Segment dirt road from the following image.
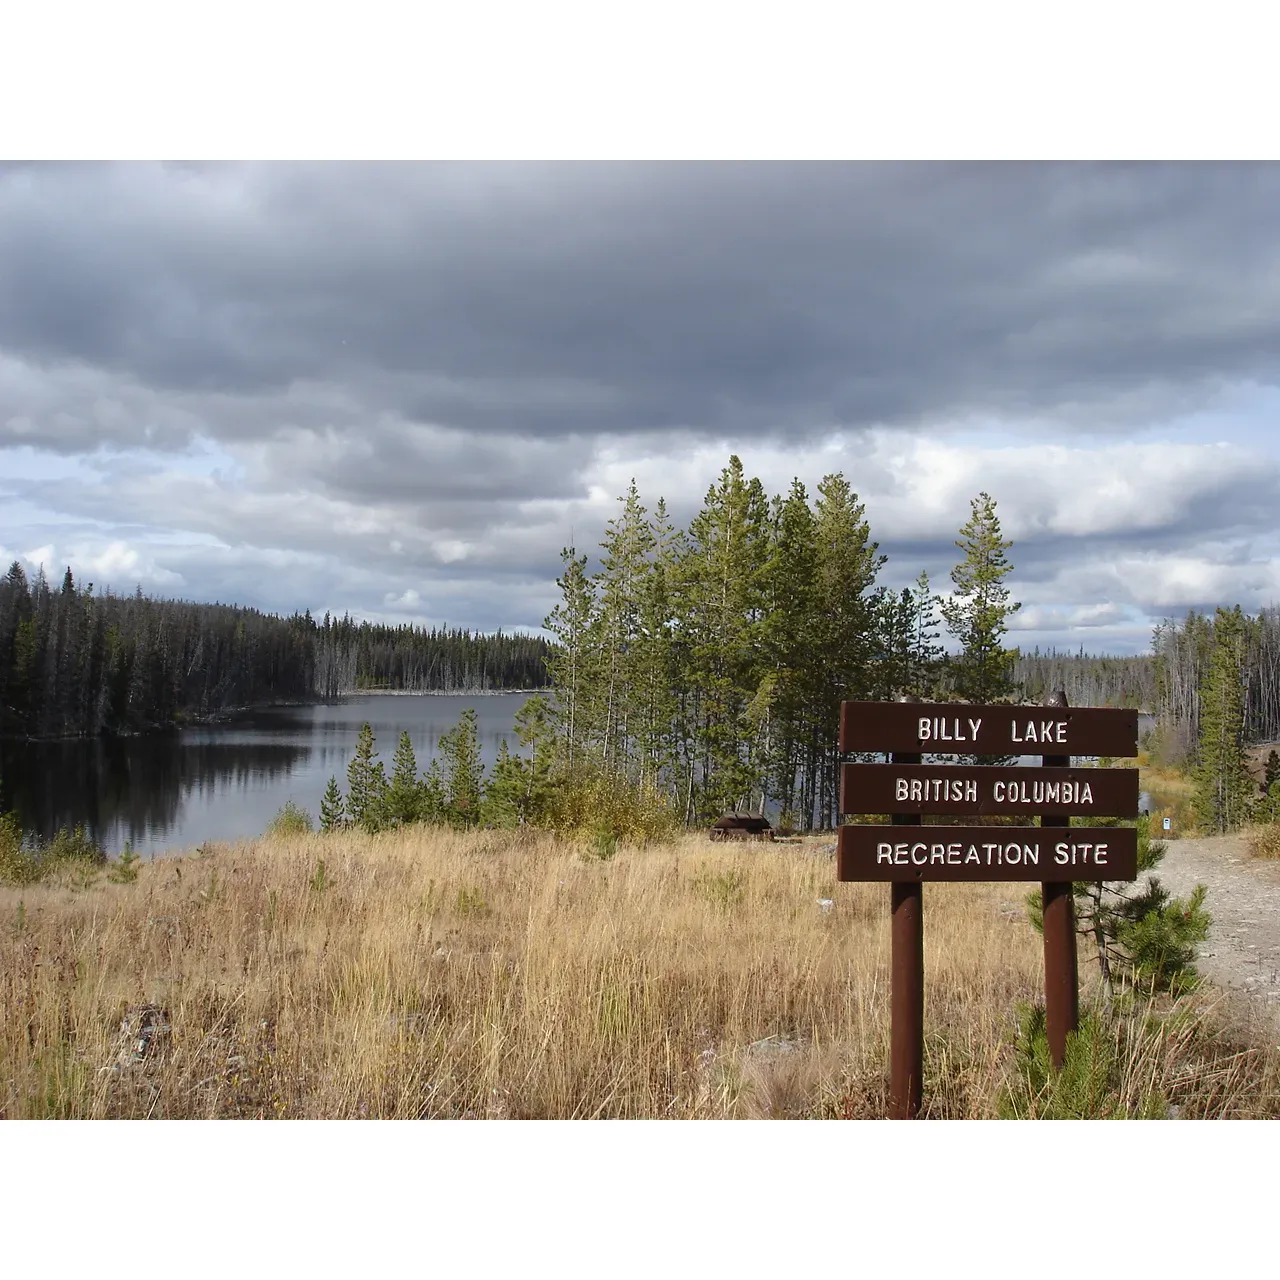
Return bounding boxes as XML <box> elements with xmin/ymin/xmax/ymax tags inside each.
<box><xmin>1150</xmin><ymin>833</ymin><xmax>1280</xmax><ymax>1032</ymax></box>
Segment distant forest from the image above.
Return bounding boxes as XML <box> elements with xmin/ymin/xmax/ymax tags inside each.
<box><xmin>0</xmin><ymin>562</ymin><xmax>553</xmax><ymax>740</ymax></box>
<box><xmin>1014</xmin><ymin>649</ymin><xmax>1156</xmax><ymax>711</ymax></box>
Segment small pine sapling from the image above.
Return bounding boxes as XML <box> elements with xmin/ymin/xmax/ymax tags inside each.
<box><xmin>1027</xmin><ymin>815</ymin><xmax>1210</xmax><ymax>1003</ymax></box>
<box><xmin>319</xmin><ymin>776</ymin><xmax>346</xmax><ymax>832</ymax></box>
<box><xmin>108</xmin><ymin>840</ymin><xmax>141</xmax><ymax>884</ymax></box>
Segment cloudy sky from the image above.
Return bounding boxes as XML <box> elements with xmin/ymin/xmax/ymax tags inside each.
<box><xmin>3</xmin><ymin>161</ymin><xmax>1279</xmax><ymax>654</ymax></box>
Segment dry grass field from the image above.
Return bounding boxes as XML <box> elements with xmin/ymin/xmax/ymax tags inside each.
<box><xmin>2</xmin><ymin>827</ymin><xmax>1276</xmax><ymax>1119</ymax></box>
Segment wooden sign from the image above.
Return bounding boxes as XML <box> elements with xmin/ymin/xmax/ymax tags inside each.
<box><xmin>840</xmin><ymin>762</ymin><xmax>1138</xmax><ymax>818</ymax></box>
<box><xmin>837</xmin><ymin>824</ymin><xmax>1138</xmax><ymax>882</ymax></box>
<box><xmin>837</xmin><ymin>693</ymin><xmax>1142</xmax><ymax>1119</ymax></box>
<box><xmin>839</xmin><ymin>700</ymin><xmax>1138</xmax><ymax>757</ymax></box>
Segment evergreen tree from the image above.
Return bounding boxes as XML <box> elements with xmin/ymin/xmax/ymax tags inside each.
<box><xmin>1028</xmin><ymin>817</ymin><xmax>1211</xmax><ymax>1000</ymax></box>
<box><xmin>808</xmin><ymin>474</ymin><xmax>885</xmax><ymax>826</ymax></box>
<box><xmin>870</xmin><ymin>586</ymin><xmax>916</xmax><ymax>700</ymax></box>
<box><xmin>940</xmin><ymin>492</ymin><xmax>1021</xmax><ymax>703</ymax></box>
<box><xmin>319</xmin><ymin>775</ymin><xmax>345</xmax><ymax>832</ymax></box>
<box><xmin>760</xmin><ymin>481</ymin><xmax>821</xmax><ymax>823</ymax></box>
<box><xmin>676</xmin><ymin>456</ymin><xmax>772</xmax><ymax>818</ymax></box>
<box><xmin>1265</xmin><ymin>749</ymin><xmax>1280</xmax><ymax>792</ymax></box>
<box><xmin>345</xmin><ymin>722</ymin><xmax>388</xmax><ymax>832</ymax></box>
<box><xmin>630</xmin><ymin>499</ymin><xmax>680</xmax><ymax>790</ymax></box>
<box><xmin>594</xmin><ymin>480</ymin><xmax>656</xmax><ymax>774</ymax></box>
<box><xmin>512</xmin><ymin>693</ymin><xmax>559</xmax><ymax>822</ymax></box>
<box><xmin>437</xmin><ymin>709</ymin><xmax>485</xmax><ymax>827</ymax></box>
<box><xmin>483</xmin><ymin>739</ymin><xmax>528</xmax><ymax>828</ymax></box>
<box><xmin>543</xmin><ymin>548</ymin><xmax>601</xmax><ymax>769</ymax></box>
<box><xmin>907</xmin><ymin>571</ymin><xmax>945</xmax><ymax>698</ymax></box>
<box><xmin>418</xmin><ymin>758</ymin><xmax>448</xmax><ymax>825</ymax></box>
<box><xmin>384</xmin><ymin>730</ymin><xmax>423</xmax><ymax>826</ymax></box>
<box><xmin>1192</xmin><ymin>606</ymin><xmax>1255</xmax><ymax>834</ymax></box>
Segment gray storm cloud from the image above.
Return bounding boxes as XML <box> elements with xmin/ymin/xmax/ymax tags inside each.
<box><xmin>3</xmin><ymin>162</ymin><xmax>1280</xmax><ymax>647</ymax></box>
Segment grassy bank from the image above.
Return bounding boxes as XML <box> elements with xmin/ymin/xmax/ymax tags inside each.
<box><xmin>2</xmin><ymin>827</ymin><xmax>1275</xmax><ymax>1119</ymax></box>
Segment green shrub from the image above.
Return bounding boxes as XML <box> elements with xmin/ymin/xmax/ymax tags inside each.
<box><xmin>266</xmin><ymin>800</ymin><xmax>314</xmax><ymax>837</ymax></box>
<box><xmin>1248</xmin><ymin>822</ymin><xmax>1280</xmax><ymax>860</ymax></box>
<box><xmin>543</xmin><ymin>766</ymin><xmax>679</xmax><ymax>845</ymax></box>
<box><xmin>107</xmin><ymin>841</ymin><xmax>141</xmax><ymax>884</ymax></box>
<box><xmin>0</xmin><ymin>813</ymin><xmax>106</xmax><ymax>886</ymax></box>
<box><xmin>998</xmin><ymin>1004</ymin><xmax>1167</xmax><ymax>1120</ymax></box>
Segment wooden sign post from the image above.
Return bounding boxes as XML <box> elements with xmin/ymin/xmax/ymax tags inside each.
<box><xmin>838</xmin><ymin>693</ymin><xmax>1139</xmax><ymax>1118</ymax></box>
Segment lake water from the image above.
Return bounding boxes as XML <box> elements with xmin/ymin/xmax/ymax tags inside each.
<box><xmin>0</xmin><ymin>693</ymin><xmax>539</xmax><ymax>858</ymax></box>
<box><xmin>1</xmin><ymin>701</ymin><xmax>1157</xmax><ymax>858</ymax></box>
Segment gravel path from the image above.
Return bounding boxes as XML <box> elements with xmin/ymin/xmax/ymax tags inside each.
<box><xmin>1149</xmin><ymin>833</ymin><xmax>1280</xmax><ymax>1030</ymax></box>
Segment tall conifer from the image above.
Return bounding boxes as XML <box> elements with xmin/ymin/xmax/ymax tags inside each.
<box><xmin>941</xmin><ymin>492</ymin><xmax>1021</xmax><ymax>703</ymax></box>
<box><xmin>1192</xmin><ymin>606</ymin><xmax>1255</xmax><ymax>834</ymax></box>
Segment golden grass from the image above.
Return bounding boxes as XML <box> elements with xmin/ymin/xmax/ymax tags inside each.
<box><xmin>1244</xmin><ymin>823</ymin><xmax>1280</xmax><ymax>860</ymax></box>
<box><xmin>1139</xmin><ymin>764</ymin><xmax>1197</xmax><ymax>837</ymax></box>
<box><xmin>2</xmin><ymin>827</ymin><xmax>1276</xmax><ymax>1119</ymax></box>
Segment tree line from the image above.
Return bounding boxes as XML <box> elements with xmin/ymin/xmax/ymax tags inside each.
<box><xmin>1015</xmin><ymin>649</ymin><xmax>1156</xmax><ymax>711</ymax></box>
<box><xmin>538</xmin><ymin>457</ymin><xmax>1022</xmax><ymax>829</ymax></box>
<box><xmin>312</xmin><ymin>613</ymin><xmax>551</xmax><ymax>698</ymax></box>
<box><xmin>1151</xmin><ymin>606</ymin><xmax>1280</xmax><ymax>757</ymax></box>
<box><xmin>0</xmin><ymin>562</ymin><xmax>552</xmax><ymax>740</ymax></box>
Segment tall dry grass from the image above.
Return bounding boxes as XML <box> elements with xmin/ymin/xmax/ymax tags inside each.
<box><xmin>2</xmin><ymin>827</ymin><xmax>1275</xmax><ymax>1118</ymax></box>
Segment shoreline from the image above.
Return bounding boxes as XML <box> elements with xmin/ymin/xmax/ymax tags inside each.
<box><xmin>0</xmin><ymin>688</ymin><xmax>553</xmax><ymax>742</ymax></box>
<box><xmin>335</xmin><ymin>688</ymin><xmax>547</xmax><ymax>698</ymax></box>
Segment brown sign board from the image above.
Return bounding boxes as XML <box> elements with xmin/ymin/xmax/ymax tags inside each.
<box><xmin>837</xmin><ymin>824</ymin><xmax>1138</xmax><ymax>882</ymax></box>
<box><xmin>840</xmin><ymin>763</ymin><xmax>1138</xmax><ymax>818</ymax></box>
<box><xmin>839</xmin><ymin>701</ymin><xmax>1138</xmax><ymax>758</ymax></box>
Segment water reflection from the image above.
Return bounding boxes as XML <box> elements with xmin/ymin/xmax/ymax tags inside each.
<box><xmin>0</xmin><ymin>693</ymin><xmax>535</xmax><ymax>857</ymax></box>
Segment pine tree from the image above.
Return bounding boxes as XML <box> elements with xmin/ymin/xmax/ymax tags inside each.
<box><xmin>870</xmin><ymin>586</ymin><xmax>916</xmax><ymax>700</ymax></box>
<box><xmin>319</xmin><ymin>775</ymin><xmax>345</xmax><ymax>832</ymax></box>
<box><xmin>437</xmin><ymin>709</ymin><xmax>485</xmax><ymax>827</ymax></box>
<box><xmin>594</xmin><ymin>480</ymin><xmax>656</xmax><ymax>774</ymax></box>
<box><xmin>760</xmin><ymin>481</ymin><xmax>821</xmax><ymax>824</ymax></box>
<box><xmin>1028</xmin><ymin>817</ymin><xmax>1211</xmax><ymax>1001</ymax></box>
<box><xmin>384</xmin><ymin>730</ymin><xmax>423</xmax><ymax>826</ymax></box>
<box><xmin>1192</xmin><ymin>606</ymin><xmax>1255</xmax><ymax>834</ymax></box>
<box><xmin>676</xmin><ymin>456</ymin><xmax>772</xmax><ymax>818</ymax></box>
<box><xmin>940</xmin><ymin>492</ymin><xmax>1021</xmax><ymax>704</ymax></box>
<box><xmin>346</xmin><ymin>722</ymin><xmax>388</xmax><ymax>832</ymax></box>
<box><xmin>907</xmin><ymin>571</ymin><xmax>945</xmax><ymax>698</ymax></box>
<box><xmin>483</xmin><ymin>739</ymin><xmax>527</xmax><ymax>828</ymax></box>
<box><xmin>808</xmin><ymin>474</ymin><xmax>885</xmax><ymax>826</ymax></box>
<box><xmin>630</xmin><ymin>499</ymin><xmax>680</xmax><ymax>791</ymax></box>
<box><xmin>1265</xmin><ymin>749</ymin><xmax>1280</xmax><ymax>792</ymax></box>
<box><xmin>544</xmin><ymin>548</ymin><xmax>601</xmax><ymax>770</ymax></box>
<box><xmin>513</xmin><ymin>693</ymin><xmax>559</xmax><ymax>822</ymax></box>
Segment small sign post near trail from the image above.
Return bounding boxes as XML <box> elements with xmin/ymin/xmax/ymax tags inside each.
<box><xmin>838</xmin><ymin>693</ymin><xmax>1139</xmax><ymax>1118</ymax></box>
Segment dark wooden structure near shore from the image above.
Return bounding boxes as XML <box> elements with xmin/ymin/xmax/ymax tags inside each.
<box><xmin>708</xmin><ymin>813</ymin><xmax>774</xmax><ymax>842</ymax></box>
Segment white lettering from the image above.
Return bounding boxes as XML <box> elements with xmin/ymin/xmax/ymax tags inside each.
<box><xmin>911</xmin><ymin>843</ymin><xmax>928</xmax><ymax>865</ymax></box>
<box><xmin>968</xmin><ymin>717</ymin><xmax>982</xmax><ymax>741</ymax></box>
<box><xmin>1082</xmin><ymin>782</ymin><xmax>1093</xmax><ymax>805</ymax></box>
<box><xmin>877</xmin><ymin>842</ymin><xmax>895</xmax><ymax>865</ymax></box>
<box><xmin>918</xmin><ymin>717</ymin><xmax>932</xmax><ymax>742</ymax></box>
<box><xmin>993</xmin><ymin>780</ymin><xmax>1005</xmax><ymax>802</ymax></box>
<box><xmin>895</xmin><ymin>778</ymin><xmax>909</xmax><ymax>801</ymax></box>
<box><xmin>1052</xmin><ymin>841</ymin><xmax>1109</xmax><ymax>867</ymax></box>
